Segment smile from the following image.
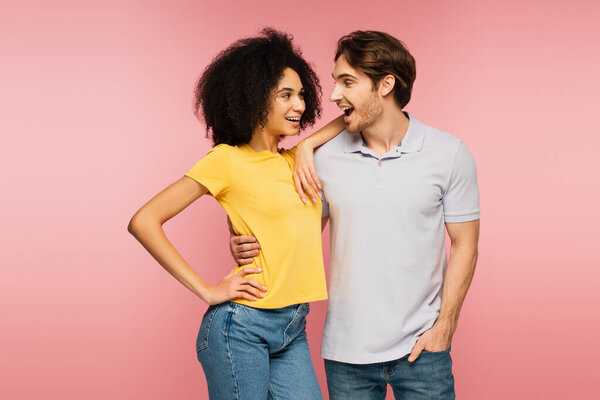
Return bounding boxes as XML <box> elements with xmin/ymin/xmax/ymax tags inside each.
<box><xmin>341</xmin><ymin>106</ymin><xmax>354</xmax><ymax>116</ymax></box>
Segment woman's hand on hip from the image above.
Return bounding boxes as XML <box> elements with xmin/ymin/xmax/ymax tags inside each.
<box><xmin>205</xmin><ymin>267</ymin><xmax>267</xmax><ymax>305</ymax></box>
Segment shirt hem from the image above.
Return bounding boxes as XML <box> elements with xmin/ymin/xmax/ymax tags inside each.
<box><xmin>183</xmin><ymin>173</ymin><xmax>220</xmax><ymax>198</ymax></box>
<box><xmin>321</xmin><ymin>348</ymin><xmax>413</xmax><ymax>364</ymax></box>
<box><xmin>233</xmin><ymin>294</ymin><xmax>328</xmax><ymax>309</ymax></box>
<box><xmin>444</xmin><ymin>212</ymin><xmax>480</xmax><ymax>223</ymax></box>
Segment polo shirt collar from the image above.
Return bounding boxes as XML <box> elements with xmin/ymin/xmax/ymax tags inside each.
<box><xmin>343</xmin><ymin>131</ymin><xmax>367</xmax><ymax>153</ymax></box>
<box><xmin>343</xmin><ymin>112</ymin><xmax>424</xmax><ymax>155</ymax></box>
<box><xmin>399</xmin><ymin>113</ymin><xmax>424</xmax><ymax>154</ymax></box>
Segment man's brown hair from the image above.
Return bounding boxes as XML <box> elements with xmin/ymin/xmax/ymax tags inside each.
<box><xmin>335</xmin><ymin>30</ymin><xmax>416</xmax><ymax>108</ymax></box>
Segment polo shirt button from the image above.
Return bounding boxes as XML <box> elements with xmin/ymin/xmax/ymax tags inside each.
<box><xmin>378</xmin><ymin>161</ymin><xmax>383</xmax><ymax>167</ymax></box>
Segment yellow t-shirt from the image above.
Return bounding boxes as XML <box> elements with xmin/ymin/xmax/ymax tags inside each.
<box><xmin>185</xmin><ymin>143</ymin><xmax>328</xmax><ymax>309</ymax></box>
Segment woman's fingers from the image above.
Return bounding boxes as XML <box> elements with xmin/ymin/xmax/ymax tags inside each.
<box><xmin>293</xmin><ymin>173</ymin><xmax>307</xmax><ymax>204</ymax></box>
<box><xmin>308</xmin><ymin>165</ymin><xmax>322</xmax><ymax>192</ymax></box>
<box><xmin>301</xmin><ymin>167</ymin><xmax>318</xmax><ymax>196</ymax></box>
<box><xmin>236</xmin><ymin>267</ymin><xmax>262</xmax><ymax>276</ymax></box>
<box><xmin>229</xmin><ymin>270</ymin><xmax>268</xmax><ymax>301</ymax></box>
<box><xmin>235</xmin><ymin>292</ymin><xmax>258</xmax><ymax>301</ymax></box>
<box><xmin>231</xmin><ymin>283</ymin><xmax>263</xmax><ymax>302</ymax></box>
<box><xmin>242</xmin><ymin>278</ymin><xmax>268</xmax><ymax>292</ymax></box>
<box><xmin>293</xmin><ymin>144</ymin><xmax>321</xmax><ymax>203</ymax></box>
<box><xmin>299</xmin><ymin>171</ymin><xmax>318</xmax><ymax>203</ymax></box>
<box><xmin>239</xmin><ymin>285</ymin><xmax>264</xmax><ymax>298</ymax></box>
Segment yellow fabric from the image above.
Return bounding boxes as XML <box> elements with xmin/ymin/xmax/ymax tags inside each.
<box><xmin>185</xmin><ymin>144</ymin><xmax>327</xmax><ymax>309</ymax></box>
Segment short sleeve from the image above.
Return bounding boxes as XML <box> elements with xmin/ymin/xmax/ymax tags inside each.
<box><xmin>442</xmin><ymin>142</ymin><xmax>480</xmax><ymax>223</ymax></box>
<box><xmin>184</xmin><ymin>144</ymin><xmax>231</xmax><ymax>199</ymax></box>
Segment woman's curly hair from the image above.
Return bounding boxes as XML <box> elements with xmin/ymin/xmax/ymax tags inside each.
<box><xmin>195</xmin><ymin>28</ymin><xmax>322</xmax><ymax>146</ymax></box>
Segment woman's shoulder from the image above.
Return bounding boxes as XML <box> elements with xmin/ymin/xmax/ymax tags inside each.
<box><xmin>202</xmin><ymin>143</ymin><xmax>239</xmax><ymax>160</ymax></box>
<box><xmin>209</xmin><ymin>143</ymin><xmax>235</xmax><ymax>153</ymax></box>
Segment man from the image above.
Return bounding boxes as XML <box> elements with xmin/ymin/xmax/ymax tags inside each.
<box><xmin>230</xmin><ymin>31</ymin><xmax>479</xmax><ymax>399</ymax></box>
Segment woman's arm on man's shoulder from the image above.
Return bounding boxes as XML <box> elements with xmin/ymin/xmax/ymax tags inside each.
<box><xmin>293</xmin><ymin>115</ymin><xmax>345</xmax><ymax>204</ymax></box>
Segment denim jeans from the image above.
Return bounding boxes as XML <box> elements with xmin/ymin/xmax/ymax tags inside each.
<box><xmin>324</xmin><ymin>349</ymin><xmax>455</xmax><ymax>400</ymax></box>
<box><xmin>196</xmin><ymin>301</ymin><xmax>322</xmax><ymax>400</ymax></box>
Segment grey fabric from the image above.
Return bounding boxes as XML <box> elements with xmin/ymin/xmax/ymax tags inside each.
<box><xmin>316</xmin><ymin>114</ymin><xmax>479</xmax><ymax>364</ymax></box>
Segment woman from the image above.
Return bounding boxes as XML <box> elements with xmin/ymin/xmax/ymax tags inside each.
<box><xmin>128</xmin><ymin>28</ymin><xmax>344</xmax><ymax>399</ymax></box>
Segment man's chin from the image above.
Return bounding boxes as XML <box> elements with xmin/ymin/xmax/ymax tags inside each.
<box><xmin>346</xmin><ymin>124</ymin><xmax>360</xmax><ymax>133</ymax></box>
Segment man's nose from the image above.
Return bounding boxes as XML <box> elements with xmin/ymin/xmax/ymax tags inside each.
<box><xmin>330</xmin><ymin>85</ymin><xmax>342</xmax><ymax>103</ymax></box>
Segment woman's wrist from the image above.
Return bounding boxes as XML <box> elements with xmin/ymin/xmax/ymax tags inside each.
<box><xmin>194</xmin><ymin>281</ymin><xmax>213</xmax><ymax>304</ymax></box>
<box><xmin>298</xmin><ymin>136</ymin><xmax>316</xmax><ymax>151</ymax></box>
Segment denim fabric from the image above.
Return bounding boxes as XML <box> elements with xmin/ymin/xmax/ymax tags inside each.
<box><xmin>196</xmin><ymin>301</ymin><xmax>322</xmax><ymax>400</ymax></box>
<box><xmin>324</xmin><ymin>349</ymin><xmax>455</xmax><ymax>400</ymax></box>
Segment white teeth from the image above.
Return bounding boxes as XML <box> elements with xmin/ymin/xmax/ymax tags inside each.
<box><xmin>341</xmin><ymin>106</ymin><xmax>353</xmax><ymax>116</ymax></box>
<box><xmin>286</xmin><ymin>117</ymin><xmax>300</xmax><ymax>121</ymax></box>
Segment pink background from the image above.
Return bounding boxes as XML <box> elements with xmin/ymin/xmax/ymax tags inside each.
<box><xmin>2</xmin><ymin>0</ymin><xmax>599</xmax><ymax>398</ymax></box>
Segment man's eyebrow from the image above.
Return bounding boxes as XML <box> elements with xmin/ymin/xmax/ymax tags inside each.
<box><xmin>332</xmin><ymin>73</ymin><xmax>357</xmax><ymax>80</ymax></box>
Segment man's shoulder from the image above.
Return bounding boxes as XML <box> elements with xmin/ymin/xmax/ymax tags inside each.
<box><xmin>415</xmin><ymin>119</ymin><xmax>464</xmax><ymax>157</ymax></box>
<box><xmin>417</xmin><ymin>119</ymin><xmax>461</xmax><ymax>145</ymax></box>
<box><xmin>315</xmin><ymin>130</ymin><xmax>350</xmax><ymax>158</ymax></box>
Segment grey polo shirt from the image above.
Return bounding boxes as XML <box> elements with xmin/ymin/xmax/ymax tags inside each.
<box><xmin>315</xmin><ymin>114</ymin><xmax>479</xmax><ymax>364</ymax></box>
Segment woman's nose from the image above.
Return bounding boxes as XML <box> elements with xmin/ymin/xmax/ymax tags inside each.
<box><xmin>293</xmin><ymin>97</ymin><xmax>305</xmax><ymax>112</ymax></box>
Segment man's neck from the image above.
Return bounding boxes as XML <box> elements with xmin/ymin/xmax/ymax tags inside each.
<box><xmin>361</xmin><ymin>107</ymin><xmax>410</xmax><ymax>158</ymax></box>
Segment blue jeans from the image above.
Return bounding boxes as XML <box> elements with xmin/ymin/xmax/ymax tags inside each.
<box><xmin>324</xmin><ymin>349</ymin><xmax>455</xmax><ymax>400</ymax></box>
<box><xmin>196</xmin><ymin>301</ymin><xmax>322</xmax><ymax>400</ymax></box>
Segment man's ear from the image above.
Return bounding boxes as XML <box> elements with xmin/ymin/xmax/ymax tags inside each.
<box><xmin>379</xmin><ymin>74</ymin><xmax>396</xmax><ymax>97</ymax></box>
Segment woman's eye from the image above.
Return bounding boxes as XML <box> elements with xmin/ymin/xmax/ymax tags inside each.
<box><xmin>299</xmin><ymin>92</ymin><xmax>305</xmax><ymax>98</ymax></box>
<box><xmin>282</xmin><ymin>94</ymin><xmax>290</xmax><ymax>98</ymax></box>
<box><xmin>344</xmin><ymin>81</ymin><xmax>352</xmax><ymax>87</ymax></box>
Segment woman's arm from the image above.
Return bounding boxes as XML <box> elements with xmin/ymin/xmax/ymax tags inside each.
<box><xmin>127</xmin><ymin>176</ymin><xmax>266</xmax><ymax>305</ymax></box>
<box><xmin>293</xmin><ymin>115</ymin><xmax>345</xmax><ymax>203</ymax></box>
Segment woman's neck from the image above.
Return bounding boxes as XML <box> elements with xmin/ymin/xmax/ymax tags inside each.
<box><xmin>248</xmin><ymin>129</ymin><xmax>279</xmax><ymax>153</ymax></box>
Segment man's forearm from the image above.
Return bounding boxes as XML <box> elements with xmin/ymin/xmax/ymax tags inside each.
<box><xmin>437</xmin><ymin>242</ymin><xmax>478</xmax><ymax>332</ymax></box>
<box><xmin>408</xmin><ymin>236</ymin><xmax>478</xmax><ymax>360</ymax></box>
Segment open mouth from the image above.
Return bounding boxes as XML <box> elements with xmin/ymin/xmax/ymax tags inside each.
<box><xmin>341</xmin><ymin>106</ymin><xmax>354</xmax><ymax>117</ymax></box>
<box><xmin>285</xmin><ymin>117</ymin><xmax>301</xmax><ymax>123</ymax></box>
